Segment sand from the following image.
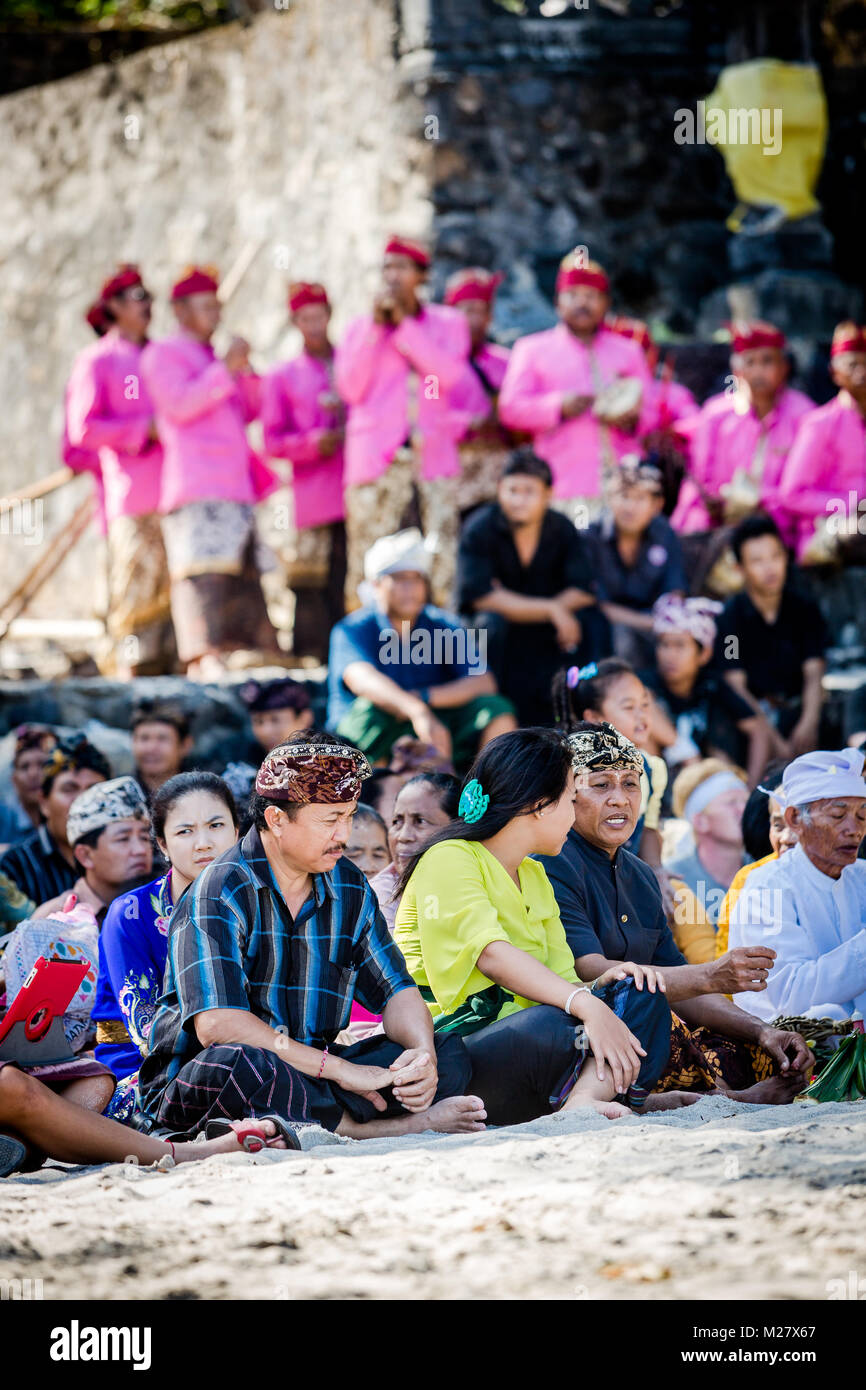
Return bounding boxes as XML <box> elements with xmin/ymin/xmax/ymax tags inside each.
<box><xmin>3</xmin><ymin>1096</ymin><xmax>866</xmax><ymax>1301</ymax></box>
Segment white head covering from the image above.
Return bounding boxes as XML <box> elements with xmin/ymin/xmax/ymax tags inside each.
<box><xmin>777</xmin><ymin>748</ymin><xmax>866</xmax><ymax>809</ymax></box>
<box><xmin>363</xmin><ymin>527</ymin><xmax>434</xmax><ymax>584</ymax></box>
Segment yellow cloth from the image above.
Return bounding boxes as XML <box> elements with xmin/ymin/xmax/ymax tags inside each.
<box><xmin>668</xmin><ymin>876</ymin><xmax>717</xmax><ymax>965</ymax></box>
<box><xmin>704</xmin><ymin>60</ymin><xmax>827</xmax><ymax>225</ymax></box>
<box><xmin>715</xmin><ymin>852</ymin><xmax>777</xmax><ymax>958</ymax></box>
<box><xmin>394</xmin><ymin>838</ymin><xmax>578</xmax><ymax>1023</ymax></box>
<box><xmin>641</xmin><ymin>755</ymin><xmax>667</xmax><ymax>833</ymax></box>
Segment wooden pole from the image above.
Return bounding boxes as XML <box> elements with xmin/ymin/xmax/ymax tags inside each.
<box><xmin>0</xmin><ymin>495</ymin><xmax>94</xmax><ymax>641</ymax></box>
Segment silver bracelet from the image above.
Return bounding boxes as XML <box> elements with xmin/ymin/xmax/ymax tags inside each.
<box><xmin>564</xmin><ymin>985</ymin><xmax>592</xmax><ymax>1016</ymax></box>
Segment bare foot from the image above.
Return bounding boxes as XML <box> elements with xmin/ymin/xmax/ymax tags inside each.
<box><xmin>563</xmin><ymin>1095</ymin><xmax>632</xmax><ymax>1120</ymax></box>
<box><xmin>640</xmin><ymin>1090</ymin><xmax>702</xmax><ymax>1111</ymax></box>
<box><xmin>724</xmin><ymin>1072</ymin><xmax>807</xmax><ymax>1106</ymax></box>
<box><xmin>173</xmin><ymin>1119</ymin><xmax>288</xmax><ymax>1164</ymax></box>
<box><xmin>407</xmin><ymin>1096</ymin><xmax>487</xmax><ymax>1134</ymax></box>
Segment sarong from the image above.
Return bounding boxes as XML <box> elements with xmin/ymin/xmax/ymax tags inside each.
<box><xmin>344</xmin><ymin>448</ymin><xmax>458</xmax><ymax>611</ymax></box>
<box><xmin>654</xmin><ymin>1014</ymin><xmax>776</xmax><ymax>1094</ymax></box>
<box><xmin>160</xmin><ymin>500</ymin><xmax>279</xmax><ymax>664</ymax></box>
<box><xmin>104</xmin><ymin>511</ymin><xmax>174</xmax><ymax>672</ymax></box>
<box><xmin>456</xmin><ymin>438</ymin><xmax>509</xmax><ymax>517</ymax></box>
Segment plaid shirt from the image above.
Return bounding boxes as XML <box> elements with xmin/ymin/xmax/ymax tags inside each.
<box><xmin>138</xmin><ymin>825</ymin><xmax>414</xmax><ymax>1114</ymax></box>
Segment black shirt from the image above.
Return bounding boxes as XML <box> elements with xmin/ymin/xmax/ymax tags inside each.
<box><xmin>641</xmin><ymin>666</ymin><xmax>754</xmax><ymax>763</ymax></box>
<box><xmin>712</xmin><ymin>585</ymin><xmax>828</xmax><ymax>702</ymax></box>
<box><xmin>0</xmin><ymin>826</ymin><xmax>77</xmax><ymax>907</ymax></box>
<box><xmin>586</xmin><ymin>513</ymin><xmax>687</xmax><ymax>613</ymax></box>
<box><xmin>456</xmin><ymin>503</ymin><xmax>596</xmax><ymax>723</ymax></box>
<box><xmin>537</xmin><ymin>828</ymin><xmax>686</xmax><ymax>967</ymax></box>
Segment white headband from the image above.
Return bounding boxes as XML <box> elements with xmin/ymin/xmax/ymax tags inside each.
<box><xmin>683</xmin><ymin>770</ymin><xmax>745</xmax><ymax>824</ymax></box>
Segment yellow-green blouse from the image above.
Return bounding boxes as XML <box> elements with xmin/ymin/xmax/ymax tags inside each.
<box><xmin>394</xmin><ymin>838</ymin><xmax>578</xmax><ymax>1026</ymax></box>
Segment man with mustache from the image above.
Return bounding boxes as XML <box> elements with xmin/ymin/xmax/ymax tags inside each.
<box><xmin>498</xmin><ymin>251</ymin><xmax>652</xmax><ymax>525</ymax></box>
<box><xmin>138</xmin><ymin>732</ymin><xmax>483</xmax><ymax>1141</ymax></box>
<box><xmin>729</xmin><ymin>748</ymin><xmax>866</xmax><ymax>1023</ymax></box>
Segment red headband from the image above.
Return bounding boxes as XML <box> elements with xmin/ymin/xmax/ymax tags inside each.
<box><xmin>288</xmin><ymin>281</ymin><xmax>329</xmax><ymax>314</ymax></box>
<box><xmin>556</xmin><ymin>252</ymin><xmax>609</xmax><ymax>296</ymax></box>
<box><xmin>444</xmin><ymin>268</ymin><xmax>503</xmax><ymax>307</ymax></box>
<box><xmin>171</xmin><ymin>266</ymin><xmax>219</xmax><ymax>300</ymax></box>
<box><xmin>99</xmin><ymin>264</ymin><xmax>143</xmax><ymax>302</ymax></box>
<box><xmin>85</xmin><ymin>300</ymin><xmax>112</xmax><ymax>334</ymax></box>
<box><xmin>384</xmin><ymin>235</ymin><xmax>430</xmax><ymax>269</ymax></box>
<box><xmin>728</xmin><ymin>321</ymin><xmax>785</xmax><ymax>353</ymax></box>
<box><xmin>831</xmin><ymin>322</ymin><xmax>866</xmax><ymax>357</ymax></box>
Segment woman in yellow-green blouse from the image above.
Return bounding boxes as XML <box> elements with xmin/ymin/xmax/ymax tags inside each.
<box><xmin>395</xmin><ymin>726</ymin><xmax>674</xmax><ymax>1124</ymax></box>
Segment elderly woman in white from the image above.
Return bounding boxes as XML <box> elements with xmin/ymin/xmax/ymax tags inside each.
<box><xmin>728</xmin><ymin>749</ymin><xmax>866</xmax><ymax>1022</ymax></box>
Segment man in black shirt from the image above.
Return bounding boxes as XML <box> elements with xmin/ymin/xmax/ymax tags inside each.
<box><xmin>714</xmin><ymin>515</ymin><xmax>828</xmax><ymax>758</ymax></box>
<box><xmin>456</xmin><ymin>447</ymin><xmax>610</xmax><ymax>724</ymax></box>
<box><xmin>0</xmin><ymin>735</ymin><xmax>110</xmax><ymax>906</ymax></box>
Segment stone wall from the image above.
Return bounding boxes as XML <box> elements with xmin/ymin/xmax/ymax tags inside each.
<box><xmin>0</xmin><ymin>0</ymin><xmax>431</xmax><ymax>621</ymax></box>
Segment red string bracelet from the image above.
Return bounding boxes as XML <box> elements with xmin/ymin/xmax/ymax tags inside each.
<box><xmin>317</xmin><ymin>1046</ymin><xmax>329</xmax><ymax>1079</ymax></box>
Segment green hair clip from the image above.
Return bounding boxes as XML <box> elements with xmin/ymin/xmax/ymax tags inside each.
<box><xmin>458</xmin><ymin>778</ymin><xmax>489</xmax><ymax>824</ymax></box>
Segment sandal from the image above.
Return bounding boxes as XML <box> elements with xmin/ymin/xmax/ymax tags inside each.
<box><xmin>204</xmin><ymin>1115</ymin><xmax>305</xmax><ymax>1153</ymax></box>
<box><xmin>0</xmin><ymin>1134</ymin><xmax>28</xmax><ymax>1178</ymax></box>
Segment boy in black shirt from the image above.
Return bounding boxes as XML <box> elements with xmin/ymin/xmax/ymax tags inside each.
<box><xmin>457</xmin><ymin>447</ymin><xmax>609</xmax><ymax>724</ymax></box>
<box><xmin>714</xmin><ymin>515</ymin><xmax>827</xmax><ymax>758</ymax></box>
<box><xmin>642</xmin><ymin>594</ymin><xmax>771</xmax><ymax>787</ymax></box>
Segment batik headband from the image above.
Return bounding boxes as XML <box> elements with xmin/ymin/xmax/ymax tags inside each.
<box><xmin>567</xmin><ymin>722</ymin><xmax>643</xmax><ymax>774</ymax></box>
<box><xmin>66</xmin><ymin>775</ymin><xmax>149</xmax><ymax>846</ymax></box>
<box><xmin>256</xmin><ymin>742</ymin><xmax>372</xmax><ymax>804</ymax></box>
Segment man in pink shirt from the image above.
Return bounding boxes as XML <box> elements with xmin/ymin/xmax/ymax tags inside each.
<box><xmin>443</xmin><ymin>267</ymin><xmax>513</xmax><ymax>519</ymax></box>
<box><xmin>671</xmin><ymin>322</ymin><xmax>814</xmax><ymax>543</ymax></box>
<box><xmin>498</xmin><ymin>252</ymin><xmax>652</xmax><ymax>521</ymax></box>
<box><xmin>335</xmin><ymin>235</ymin><xmax>471</xmax><ymax>610</ymax></box>
<box><xmin>141</xmin><ymin>266</ymin><xmax>279</xmax><ymax>680</ymax></box>
<box><xmin>63</xmin><ymin>301</ymin><xmax>109</xmax><ymax>539</ymax></box>
<box><xmin>778</xmin><ymin>322</ymin><xmax>866</xmax><ymax>563</ymax></box>
<box><xmin>262</xmin><ymin>281</ymin><xmax>346</xmax><ymax>661</ymax></box>
<box><xmin>65</xmin><ymin>265</ymin><xmax>173</xmax><ymax>678</ymax></box>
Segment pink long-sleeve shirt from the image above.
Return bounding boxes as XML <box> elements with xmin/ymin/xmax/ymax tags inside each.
<box><xmin>64</xmin><ymin>330</ymin><xmax>163</xmax><ymax>525</ymax></box>
<box><xmin>777</xmin><ymin>391</ymin><xmax>866</xmax><ymax>559</ymax></box>
<box><xmin>62</xmin><ymin>375</ymin><xmax>106</xmax><ymax>535</ymax></box>
<box><xmin>141</xmin><ymin>332</ymin><xmax>275</xmax><ymax>514</ymax></box>
<box><xmin>497</xmin><ymin>323</ymin><xmax>653</xmax><ymax>499</ymax></box>
<box><xmin>334</xmin><ymin>304</ymin><xmax>470</xmax><ymax>488</ymax></box>
<box><xmin>261</xmin><ymin>350</ymin><xmax>345</xmax><ymax>530</ymax></box>
<box><xmin>447</xmin><ymin>341</ymin><xmax>511</xmax><ymax>439</ymax></box>
<box><xmin>671</xmin><ymin>385</ymin><xmax>814</xmax><ymax>540</ymax></box>
<box><xmin>642</xmin><ymin>376</ymin><xmax>699</xmax><ymax>439</ymax></box>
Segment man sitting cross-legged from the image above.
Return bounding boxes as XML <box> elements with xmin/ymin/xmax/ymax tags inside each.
<box><xmin>537</xmin><ymin>721</ymin><xmax>812</xmax><ymax>1104</ymax></box>
<box><xmin>138</xmin><ymin>733</ymin><xmax>484</xmax><ymax>1141</ymax></box>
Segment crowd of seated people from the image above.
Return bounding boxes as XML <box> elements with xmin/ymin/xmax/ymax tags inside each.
<box><xmin>0</xmin><ymin>238</ymin><xmax>863</xmax><ymax>1176</ymax></box>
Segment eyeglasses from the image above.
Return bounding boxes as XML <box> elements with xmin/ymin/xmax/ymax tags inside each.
<box><xmin>123</xmin><ymin>287</ymin><xmax>152</xmax><ymax>302</ymax></box>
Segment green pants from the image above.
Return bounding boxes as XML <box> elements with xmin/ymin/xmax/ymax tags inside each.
<box><xmin>336</xmin><ymin>694</ymin><xmax>516</xmax><ymax>769</ymax></box>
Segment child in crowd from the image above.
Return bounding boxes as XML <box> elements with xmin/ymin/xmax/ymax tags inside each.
<box><xmin>643</xmin><ymin>594</ymin><xmax>771</xmax><ymax>787</ymax></box>
<box><xmin>552</xmin><ymin>658</ymin><xmax>717</xmax><ymax>964</ymax></box>
<box><xmin>91</xmin><ymin>771</ymin><xmax>239</xmax><ymax>1121</ymax></box>
<box><xmin>241</xmin><ymin>677</ymin><xmax>314</xmax><ymax>753</ymax></box>
<box><xmin>586</xmin><ymin>459</ymin><xmax>686</xmax><ymax>669</ymax></box>
<box><xmin>343</xmin><ymin>803</ymin><xmax>390</xmax><ymax>881</ymax></box>
<box><xmin>713</xmin><ymin>515</ymin><xmax>828</xmax><ymax>760</ymax></box>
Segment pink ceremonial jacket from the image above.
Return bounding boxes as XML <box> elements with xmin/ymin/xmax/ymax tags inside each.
<box><xmin>261</xmin><ymin>350</ymin><xmax>345</xmax><ymax>530</ymax></box>
<box><xmin>447</xmin><ymin>341</ymin><xmax>511</xmax><ymax>439</ymax></box>
<box><xmin>62</xmin><ymin>379</ymin><xmax>106</xmax><ymax>536</ymax></box>
<box><xmin>671</xmin><ymin>385</ymin><xmax>815</xmax><ymax>540</ymax></box>
<box><xmin>141</xmin><ymin>332</ymin><xmax>276</xmax><ymax>515</ymax></box>
<box><xmin>64</xmin><ymin>330</ymin><xmax>163</xmax><ymax>526</ymax></box>
<box><xmin>497</xmin><ymin>323</ymin><xmax>653</xmax><ymax>499</ymax></box>
<box><xmin>334</xmin><ymin>304</ymin><xmax>470</xmax><ymax>488</ymax></box>
<box><xmin>777</xmin><ymin>392</ymin><xmax>866</xmax><ymax>559</ymax></box>
<box><xmin>642</xmin><ymin>376</ymin><xmax>698</xmax><ymax>439</ymax></box>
